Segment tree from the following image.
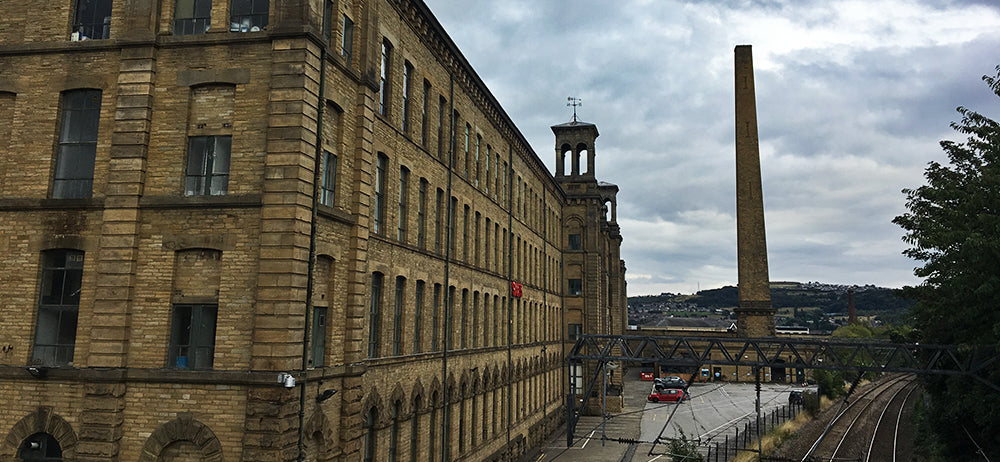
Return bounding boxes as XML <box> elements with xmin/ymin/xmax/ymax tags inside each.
<box><xmin>893</xmin><ymin>65</ymin><xmax>1000</xmax><ymax>460</ymax></box>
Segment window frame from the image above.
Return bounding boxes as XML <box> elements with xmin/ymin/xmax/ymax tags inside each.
<box><xmin>168</xmin><ymin>304</ymin><xmax>218</xmax><ymax>370</ymax></box>
<box><xmin>379</xmin><ymin>38</ymin><xmax>393</xmax><ymax>117</ymax></box>
<box><xmin>320</xmin><ymin>150</ymin><xmax>337</xmax><ymax>207</ymax></box>
<box><xmin>341</xmin><ymin>15</ymin><xmax>354</xmax><ymax>64</ymax></box>
<box><xmin>32</xmin><ymin>249</ymin><xmax>84</xmax><ymax>367</ymax></box>
<box><xmin>373</xmin><ymin>153</ymin><xmax>387</xmax><ymax>235</ymax></box>
<box><xmin>311</xmin><ymin>306</ymin><xmax>327</xmax><ymax>367</ymax></box>
<box><xmin>229</xmin><ymin>0</ymin><xmax>269</xmax><ymax>32</ymax></box>
<box><xmin>72</xmin><ymin>0</ymin><xmax>112</xmax><ymax>40</ymax></box>
<box><xmin>568</xmin><ymin>278</ymin><xmax>583</xmax><ymax>296</ymax></box>
<box><xmin>401</xmin><ymin>61</ymin><xmax>413</xmax><ymax>133</ymax></box>
<box><xmin>368</xmin><ymin>272</ymin><xmax>384</xmax><ymax>358</ymax></box>
<box><xmin>53</xmin><ymin>89</ymin><xmax>101</xmax><ymax>199</ymax></box>
<box><xmin>173</xmin><ymin>0</ymin><xmax>212</xmax><ymax>35</ymax></box>
<box><xmin>184</xmin><ymin>135</ymin><xmax>232</xmax><ymax>196</ymax></box>
<box><xmin>398</xmin><ymin>166</ymin><xmax>409</xmax><ymax>242</ymax></box>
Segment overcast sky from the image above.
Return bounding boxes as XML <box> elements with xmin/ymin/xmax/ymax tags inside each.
<box><xmin>422</xmin><ymin>0</ymin><xmax>1000</xmax><ymax>296</ymax></box>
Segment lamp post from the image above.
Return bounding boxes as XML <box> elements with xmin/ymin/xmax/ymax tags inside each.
<box><xmin>601</xmin><ymin>361</ymin><xmax>619</xmax><ymax>446</ymax></box>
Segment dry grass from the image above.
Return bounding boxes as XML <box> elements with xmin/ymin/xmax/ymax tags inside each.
<box><xmin>730</xmin><ymin>396</ymin><xmax>834</xmax><ymax>462</ymax></box>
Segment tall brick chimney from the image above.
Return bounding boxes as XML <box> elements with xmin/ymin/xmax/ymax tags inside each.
<box><xmin>734</xmin><ymin>45</ymin><xmax>775</xmax><ymax>337</ymax></box>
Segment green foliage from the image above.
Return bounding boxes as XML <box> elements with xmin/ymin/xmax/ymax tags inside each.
<box><xmin>802</xmin><ymin>390</ymin><xmax>821</xmax><ymax>415</ymax></box>
<box><xmin>666</xmin><ymin>428</ymin><xmax>704</xmax><ymax>462</ymax></box>
<box><xmin>811</xmin><ymin>369</ymin><xmax>845</xmax><ymax>400</ymax></box>
<box><xmin>893</xmin><ymin>65</ymin><xmax>1000</xmax><ymax>459</ymax></box>
<box><xmin>830</xmin><ymin>324</ymin><xmax>874</xmax><ymax>339</ymax></box>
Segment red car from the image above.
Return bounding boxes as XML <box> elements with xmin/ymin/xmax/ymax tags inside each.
<box><xmin>648</xmin><ymin>388</ymin><xmax>689</xmax><ymax>403</ymax></box>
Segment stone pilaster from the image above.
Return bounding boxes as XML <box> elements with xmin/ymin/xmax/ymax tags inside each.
<box><xmin>77</xmin><ymin>45</ymin><xmax>156</xmax><ymax>459</ymax></box>
<box><xmin>243</xmin><ymin>37</ymin><xmax>321</xmax><ymax>459</ymax></box>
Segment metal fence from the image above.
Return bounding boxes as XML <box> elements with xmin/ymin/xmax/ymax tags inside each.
<box><xmin>705</xmin><ymin>401</ymin><xmax>803</xmax><ymax>462</ymax></box>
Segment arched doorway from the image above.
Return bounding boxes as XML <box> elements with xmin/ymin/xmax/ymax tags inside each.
<box><xmin>18</xmin><ymin>433</ymin><xmax>61</xmax><ymax>461</ymax></box>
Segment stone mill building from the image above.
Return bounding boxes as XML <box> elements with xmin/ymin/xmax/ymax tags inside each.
<box><xmin>0</xmin><ymin>0</ymin><xmax>627</xmax><ymax>459</ymax></box>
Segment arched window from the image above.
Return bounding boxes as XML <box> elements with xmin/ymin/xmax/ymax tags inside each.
<box><xmin>363</xmin><ymin>407</ymin><xmax>377</xmax><ymax>462</ymax></box>
<box><xmin>388</xmin><ymin>401</ymin><xmax>400</xmax><ymax>462</ymax></box>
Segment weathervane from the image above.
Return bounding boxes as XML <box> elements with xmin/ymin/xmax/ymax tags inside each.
<box><xmin>567</xmin><ymin>96</ymin><xmax>582</xmax><ymax>122</ymax></box>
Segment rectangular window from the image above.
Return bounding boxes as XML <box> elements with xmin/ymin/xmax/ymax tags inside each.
<box><xmin>229</xmin><ymin>0</ymin><xmax>268</xmax><ymax>32</ymax></box>
<box><xmin>184</xmin><ymin>135</ymin><xmax>231</xmax><ymax>196</ymax></box>
<box><xmin>341</xmin><ymin>15</ymin><xmax>354</xmax><ymax>64</ymax></box>
<box><xmin>449</xmin><ymin>197</ymin><xmax>457</xmax><ymax>256</ymax></box>
<box><xmin>402</xmin><ymin>61</ymin><xmax>413</xmax><ymax>133</ymax></box>
<box><xmin>414</xmin><ymin>281</ymin><xmax>424</xmax><ymax>354</ymax></box>
<box><xmin>53</xmin><ymin>89</ymin><xmax>101</xmax><ymax>199</ymax></box>
<box><xmin>432</xmin><ymin>284</ymin><xmax>441</xmax><ymax>351</ymax></box>
<box><xmin>393</xmin><ymin>276</ymin><xmax>405</xmax><ymax>356</ymax></box>
<box><xmin>379</xmin><ymin>39</ymin><xmax>393</xmax><ymax>117</ymax></box>
<box><xmin>311</xmin><ymin>306</ymin><xmax>327</xmax><ymax>367</ymax></box>
<box><xmin>417</xmin><ymin>179</ymin><xmax>427</xmax><ymax>249</ymax></box>
<box><xmin>568</xmin><ymin>323</ymin><xmax>583</xmax><ymax>341</ymax></box>
<box><xmin>484</xmin><ymin>218</ymin><xmax>490</xmax><ymax>269</ymax></box>
<box><xmin>474</xmin><ymin>134</ymin><xmax>481</xmax><ymax>187</ymax></box>
<box><xmin>494</xmin><ymin>153</ymin><xmax>500</xmax><ymax>200</ymax></box>
<box><xmin>451</xmin><ymin>111</ymin><xmax>459</xmax><ymax>168</ymax></box>
<box><xmin>437</xmin><ymin>97</ymin><xmax>446</xmax><ymax>159</ymax></box>
<box><xmin>374</xmin><ymin>153</ymin><xmax>387</xmax><ymax>234</ymax></box>
<box><xmin>484</xmin><ymin>144</ymin><xmax>490</xmax><ymax>194</ymax></box>
<box><xmin>168</xmin><ymin>304</ymin><xmax>218</xmax><ymax>369</ymax></box>
<box><xmin>472</xmin><ymin>292</ymin><xmax>479</xmax><ymax>348</ymax></box>
<box><xmin>569</xmin><ymin>363</ymin><xmax>583</xmax><ymax>394</ymax></box>
<box><xmin>569</xmin><ymin>279</ymin><xmax>583</xmax><ymax>296</ymax></box>
<box><xmin>568</xmin><ymin>233</ymin><xmax>582</xmax><ymax>250</ymax></box>
<box><xmin>32</xmin><ymin>250</ymin><xmax>84</xmax><ymax>366</ymax></box>
<box><xmin>398</xmin><ymin>167</ymin><xmax>409</xmax><ymax>242</ymax></box>
<box><xmin>435</xmin><ymin>188</ymin><xmax>443</xmax><ymax>254</ymax></box>
<box><xmin>474</xmin><ymin>212</ymin><xmax>480</xmax><ymax>267</ymax></box>
<box><xmin>460</xmin><ymin>289</ymin><xmax>467</xmax><ymax>348</ymax></box>
<box><xmin>421</xmin><ymin>80</ymin><xmax>430</xmax><ymax>146</ymax></box>
<box><xmin>174</xmin><ymin>0</ymin><xmax>211</xmax><ymax>35</ymax></box>
<box><xmin>462</xmin><ymin>205</ymin><xmax>469</xmax><ymax>262</ymax></box>
<box><xmin>322</xmin><ymin>1</ymin><xmax>333</xmax><ymax>44</ymax></box>
<box><xmin>463</xmin><ymin>123</ymin><xmax>470</xmax><ymax>178</ymax></box>
<box><xmin>368</xmin><ymin>272</ymin><xmax>384</xmax><ymax>358</ymax></box>
<box><xmin>320</xmin><ymin>150</ymin><xmax>337</xmax><ymax>207</ymax></box>
<box><xmin>73</xmin><ymin>0</ymin><xmax>112</xmax><ymax>40</ymax></box>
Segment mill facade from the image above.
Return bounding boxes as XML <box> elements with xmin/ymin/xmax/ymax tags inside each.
<box><xmin>0</xmin><ymin>0</ymin><xmax>626</xmax><ymax>460</ymax></box>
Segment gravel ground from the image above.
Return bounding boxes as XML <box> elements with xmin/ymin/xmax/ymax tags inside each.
<box><xmin>771</xmin><ymin>377</ymin><xmax>921</xmax><ymax>461</ymax></box>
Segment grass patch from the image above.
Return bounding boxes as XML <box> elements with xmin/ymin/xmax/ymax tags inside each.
<box><xmin>730</xmin><ymin>396</ymin><xmax>834</xmax><ymax>462</ymax></box>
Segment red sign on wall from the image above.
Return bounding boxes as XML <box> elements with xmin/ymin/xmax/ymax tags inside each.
<box><xmin>510</xmin><ymin>281</ymin><xmax>523</xmax><ymax>298</ymax></box>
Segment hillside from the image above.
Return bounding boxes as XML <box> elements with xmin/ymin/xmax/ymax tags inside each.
<box><xmin>628</xmin><ymin>282</ymin><xmax>914</xmax><ymax>332</ymax></box>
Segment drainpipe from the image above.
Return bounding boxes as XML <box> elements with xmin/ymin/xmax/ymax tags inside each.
<box><xmin>440</xmin><ymin>73</ymin><xmax>455</xmax><ymax>462</ymax></box>
<box><xmin>297</xmin><ymin>20</ymin><xmax>328</xmax><ymax>461</ymax></box>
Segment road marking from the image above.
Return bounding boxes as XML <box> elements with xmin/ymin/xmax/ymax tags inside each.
<box><xmin>580</xmin><ymin>430</ymin><xmax>596</xmax><ymax>449</ymax></box>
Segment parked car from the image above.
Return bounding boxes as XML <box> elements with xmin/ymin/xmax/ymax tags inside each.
<box><xmin>654</xmin><ymin>376</ymin><xmax>687</xmax><ymax>390</ymax></box>
<box><xmin>648</xmin><ymin>388</ymin><xmax>689</xmax><ymax>403</ymax></box>
<box><xmin>788</xmin><ymin>390</ymin><xmax>803</xmax><ymax>405</ymax></box>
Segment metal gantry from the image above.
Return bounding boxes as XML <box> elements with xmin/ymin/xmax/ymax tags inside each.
<box><xmin>564</xmin><ymin>334</ymin><xmax>1000</xmax><ymax>448</ymax></box>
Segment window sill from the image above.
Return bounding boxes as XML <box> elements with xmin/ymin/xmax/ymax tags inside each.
<box><xmin>317</xmin><ymin>203</ymin><xmax>354</xmax><ymax>224</ymax></box>
<box><xmin>0</xmin><ymin>197</ymin><xmax>105</xmax><ymax>211</ymax></box>
<box><xmin>139</xmin><ymin>194</ymin><xmax>262</xmax><ymax>209</ymax></box>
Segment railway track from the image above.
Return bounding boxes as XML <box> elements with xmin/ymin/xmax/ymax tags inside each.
<box><xmin>802</xmin><ymin>374</ymin><xmax>918</xmax><ymax>462</ymax></box>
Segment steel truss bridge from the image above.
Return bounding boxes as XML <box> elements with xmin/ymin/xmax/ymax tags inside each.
<box><xmin>564</xmin><ymin>334</ymin><xmax>1000</xmax><ymax>449</ymax></box>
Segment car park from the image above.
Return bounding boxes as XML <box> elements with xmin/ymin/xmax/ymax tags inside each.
<box><xmin>648</xmin><ymin>388</ymin><xmax>689</xmax><ymax>403</ymax></box>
